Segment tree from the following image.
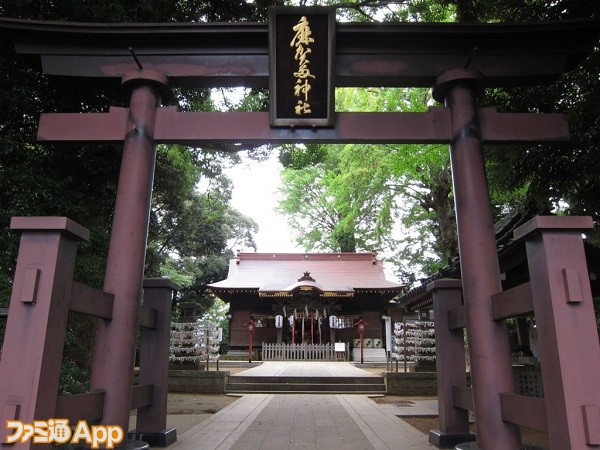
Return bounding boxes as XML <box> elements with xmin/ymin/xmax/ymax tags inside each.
<box><xmin>0</xmin><ymin>0</ymin><xmax>273</xmax><ymax>393</ymax></box>
<box><xmin>322</xmin><ymin>0</ymin><xmax>455</xmax><ymax>22</ymax></box>
<box><xmin>278</xmin><ymin>86</ymin><xmax>457</xmax><ymax>279</ymax></box>
<box><xmin>479</xmin><ymin>1</ymin><xmax>600</xmax><ymax>244</ymax></box>
<box><xmin>153</xmin><ymin>173</ymin><xmax>258</xmax><ymax>312</ymax></box>
<box><xmin>278</xmin><ymin>144</ymin><xmax>396</xmax><ymax>252</ymax></box>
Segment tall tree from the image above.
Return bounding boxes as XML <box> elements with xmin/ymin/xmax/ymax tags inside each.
<box><xmin>0</xmin><ymin>0</ymin><xmax>272</xmax><ymax>392</ymax></box>
<box><xmin>278</xmin><ymin>144</ymin><xmax>396</xmax><ymax>252</ymax></box>
<box><xmin>278</xmin><ymin>86</ymin><xmax>457</xmax><ymax>279</ymax></box>
<box><xmin>480</xmin><ymin>1</ymin><xmax>600</xmax><ymax>244</ymax></box>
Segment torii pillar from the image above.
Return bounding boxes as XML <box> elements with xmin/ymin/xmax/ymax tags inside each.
<box><xmin>90</xmin><ymin>68</ymin><xmax>169</xmax><ymax>433</ymax></box>
<box><xmin>433</xmin><ymin>69</ymin><xmax>521</xmax><ymax>450</ymax></box>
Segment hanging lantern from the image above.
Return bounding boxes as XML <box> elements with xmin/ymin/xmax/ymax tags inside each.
<box><xmin>329</xmin><ymin>315</ymin><xmax>337</xmax><ymax>328</ymax></box>
<box><xmin>275</xmin><ymin>315</ymin><xmax>283</xmax><ymax>328</ymax></box>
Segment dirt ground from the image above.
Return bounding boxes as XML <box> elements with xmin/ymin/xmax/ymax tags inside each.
<box><xmin>400</xmin><ymin>417</ymin><xmax>549</xmax><ymax>449</ymax></box>
<box><xmin>167</xmin><ymin>392</ymin><xmax>240</xmax><ymax>415</ymax></box>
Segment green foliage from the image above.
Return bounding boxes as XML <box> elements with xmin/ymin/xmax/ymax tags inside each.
<box><xmin>478</xmin><ymin>0</ymin><xmax>600</xmax><ymax>243</ymax></box>
<box><xmin>278</xmin><ymin>86</ymin><xmax>457</xmax><ymax>277</ymax></box>
<box><xmin>59</xmin><ymin>313</ymin><xmax>96</xmax><ymax>395</ymax></box>
<box><xmin>0</xmin><ymin>0</ymin><xmax>277</xmax><ymax>23</ymax></box>
<box><xmin>324</xmin><ymin>0</ymin><xmax>455</xmax><ymax>22</ymax></box>
<box><xmin>0</xmin><ymin>0</ymin><xmax>268</xmax><ymax>396</ymax></box>
<box><xmin>278</xmin><ymin>144</ymin><xmax>397</xmax><ymax>252</ymax></box>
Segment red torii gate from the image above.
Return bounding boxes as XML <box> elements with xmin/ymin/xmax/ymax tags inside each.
<box><xmin>0</xmin><ymin>16</ymin><xmax>599</xmax><ymax>450</ymax></box>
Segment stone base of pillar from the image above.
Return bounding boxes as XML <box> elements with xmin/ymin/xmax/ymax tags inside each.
<box><xmin>454</xmin><ymin>441</ymin><xmax>482</xmax><ymax>450</ymax></box>
<box><xmin>128</xmin><ymin>429</ymin><xmax>176</xmax><ymax>448</ymax></box>
<box><xmin>428</xmin><ymin>430</ymin><xmax>476</xmax><ymax>449</ymax></box>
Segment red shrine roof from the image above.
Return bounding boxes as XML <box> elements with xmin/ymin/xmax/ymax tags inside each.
<box><xmin>208</xmin><ymin>252</ymin><xmax>403</xmax><ymax>298</ymax></box>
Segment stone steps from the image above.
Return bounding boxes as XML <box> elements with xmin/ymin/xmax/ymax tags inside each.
<box><xmin>225</xmin><ymin>375</ymin><xmax>386</xmax><ymax>394</ymax></box>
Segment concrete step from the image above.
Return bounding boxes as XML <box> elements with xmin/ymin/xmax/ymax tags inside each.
<box><xmin>225</xmin><ymin>376</ymin><xmax>386</xmax><ymax>394</ymax></box>
<box><xmin>225</xmin><ymin>383</ymin><xmax>386</xmax><ymax>394</ymax></box>
<box><xmin>230</xmin><ymin>376</ymin><xmax>383</xmax><ymax>384</ymax></box>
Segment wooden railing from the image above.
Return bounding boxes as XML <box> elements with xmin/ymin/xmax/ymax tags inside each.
<box><xmin>0</xmin><ymin>217</ymin><xmax>179</xmax><ymax>448</ymax></box>
<box><xmin>429</xmin><ymin>216</ymin><xmax>600</xmax><ymax>450</ymax></box>
<box><xmin>262</xmin><ymin>342</ymin><xmax>336</xmax><ymax>361</ymax></box>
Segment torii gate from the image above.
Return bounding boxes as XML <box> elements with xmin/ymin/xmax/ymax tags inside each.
<box><xmin>0</xmin><ymin>15</ymin><xmax>599</xmax><ymax>450</ymax></box>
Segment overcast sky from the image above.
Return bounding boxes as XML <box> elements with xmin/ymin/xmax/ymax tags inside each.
<box><xmin>225</xmin><ymin>152</ymin><xmax>303</xmax><ymax>254</ymax></box>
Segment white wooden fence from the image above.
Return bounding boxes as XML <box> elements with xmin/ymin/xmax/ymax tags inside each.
<box><xmin>261</xmin><ymin>342</ymin><xmax>336</xmax><ymax>361</ymax></box>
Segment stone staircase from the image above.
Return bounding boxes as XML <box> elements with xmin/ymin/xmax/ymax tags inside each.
<box><xmin>225</xmin><ymin>375</ymin><xmax>386</xmax><ymax>394</ymax></box>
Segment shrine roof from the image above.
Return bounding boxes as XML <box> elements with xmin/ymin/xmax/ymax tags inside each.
<box><xmin>208</xmin><ymin>252</ymin><xmax>403</xmax><ymax>295</ymax></box>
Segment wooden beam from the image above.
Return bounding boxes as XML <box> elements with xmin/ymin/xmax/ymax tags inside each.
<box><xmin>499</xmin><ymin>393</ymin><xmax>548</xmax><ymax>432</ymax></box>
<box><xmin>452</xmin><ymin>385</ymin><xmax>473</xmax><ymax>411</ymax></box>
<box><xmin>448</xmin><ymin>305</ymin><xmax>466</xmax><ymax>330</ymax></box>
<box><xmin>69</xmin><ymin>281</ymin><xmax>114</xmax><ymax>320</ymax></box>
<box><xmin>131</xmin><ymin>384</ymin><xmax>153</xmax><ymax>410</ymax></box>
<box><xmin>4</xmin><ymin>18</ymin><xmax>598</xmax><ymax>87</ymax></box>
<box><xmin>55</xmin><ymin>391</ymin><xmax>104</xmax><ymax>423</ymax></box>
<box><xmin>154</xmin><ymin>109</ymin><xmax>452</xmax><ymax>145</ymax></box>
<box><xmin>37</xmin><ymin>108</ymin><xmax>570</xmax><ymax>146</ymax></box>
<box><xmin>38</xmin><ymin>107</ymin><xmax>128</xmax><ymax>143</ymax></box>
<box><xmin>479</xmin><ymin>107</ymin><xmax>570</xmax><ymax>143</ymax></box>
<box><xmin>490</xmin><ymin>282</ymin><xmax>533</xmax><ymax>320</ymax></box>
<box><xmin>138</xmin><ymin>304</ymin><xmax>157</xmax><ymax>329</ymax></box>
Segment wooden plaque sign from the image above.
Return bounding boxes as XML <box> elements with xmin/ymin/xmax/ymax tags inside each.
<box><xmin>269</xmin><ymin>6</ymin><xmax>335</xmax><ymax>127</ymax></box>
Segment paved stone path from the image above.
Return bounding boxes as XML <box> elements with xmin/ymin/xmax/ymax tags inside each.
<box><xmin>168</xmin><ymin>394</ymin><xmax>433</xmax><ymax>450</ymax></box>
<box><xmin>165</xmin><ymin>363</ymin><xmax>435</xmax><ymax>449</ymax></box>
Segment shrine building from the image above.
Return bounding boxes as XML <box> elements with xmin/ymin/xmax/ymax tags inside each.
<box><xmin>208</xmin><ymin>252</ymin><xmax>403</xmax><ymax>352</ymax></box>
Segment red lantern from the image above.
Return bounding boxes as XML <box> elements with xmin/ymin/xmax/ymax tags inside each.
<box><xmin>243</xmin><ymin>319</ymin><xmax>256</xmax><ymax>363</ymax></box>
<box><xmin>355</xmin><ymin>319</ymin><xmax>368</xmax><ymax>364</ymax></box>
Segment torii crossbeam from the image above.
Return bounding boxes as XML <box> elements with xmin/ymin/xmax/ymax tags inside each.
<box><xmin>37</xmin><ymin>107</ymin><xmax>569</xmax><ymax>145</ymax></box>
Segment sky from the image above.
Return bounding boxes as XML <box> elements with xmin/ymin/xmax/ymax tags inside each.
<box><xmin>224</xmin><ymin>152</ymin><xmax>303</xmax><ymax>254</ymax></box>
<box><xmin>213</xmin><ymin>88</ymin><xmax>304</xmax><ymax>254</ymax></box>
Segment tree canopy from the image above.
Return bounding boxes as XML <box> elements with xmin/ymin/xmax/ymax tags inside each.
<box><xmin>0</xmin><ymin>0</ymin><xmax>598</xmax><ymax>340</ymax></box>
<box><xmin>276</xmin><ymin>0</ymin><xmax>600</xmax><ymax>283</ymax></box>
<box><xmin>278</xmin><ymin>86</ymin><xmax>457</xmax><ymax>280</ymax></box>
<box><xmin>0</xmin><ymin>0</ymin><xmax>270</xmax><ymax>305</ymax></box>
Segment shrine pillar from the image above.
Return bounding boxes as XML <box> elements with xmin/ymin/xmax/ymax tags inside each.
<box><xmin>433</xmin><ymin>69</ymin><xmax>521</xmax><ymax>450</ymax></box>
<box><xmin>90</xmin><ymin>69</ymin><xmax>169</xmax><ymax>432</ymax></box>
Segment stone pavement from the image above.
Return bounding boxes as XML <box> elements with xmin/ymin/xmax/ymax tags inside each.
<box><xmin>166</xmin><ymin>394</ymin><xmax>435</xmax><ymax>449</ymax></box>
<box><xmin>160</xmin><ymin>363</ymin><xmax>436</xmax><ymax>449</ymax></box>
